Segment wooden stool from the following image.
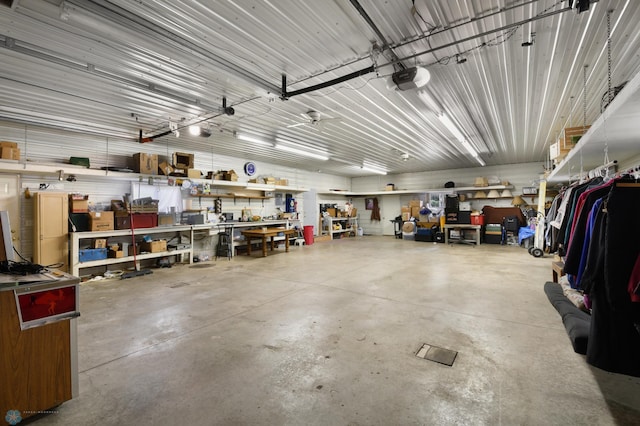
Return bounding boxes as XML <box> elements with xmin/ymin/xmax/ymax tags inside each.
<box><xmin>552</xmin><ymin>261</ymin><xmax>565</xmax><ymax>283</ymax></box>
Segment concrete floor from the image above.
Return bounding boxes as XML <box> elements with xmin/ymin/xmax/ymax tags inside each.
<box><xmin>30</xmin><ymin>236</ymin><xmax>640</xmax><ymax>425</ymax></box>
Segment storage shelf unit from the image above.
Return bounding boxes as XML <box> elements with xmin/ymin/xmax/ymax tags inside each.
<box><xmin>70</xmin><ymin>225</ymin><xmax>195</xmax><ymax>277</ymax></box>
<box><xmin>322</xmin><ymin>216</ymin><xmax>358</xmax><ymax>237</ymax></box>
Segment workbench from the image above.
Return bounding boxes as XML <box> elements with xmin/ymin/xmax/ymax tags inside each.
<box><xmin>443</xmin><ymin>224</ymin><xmax>482</xmax><ymax>245</ymax></box>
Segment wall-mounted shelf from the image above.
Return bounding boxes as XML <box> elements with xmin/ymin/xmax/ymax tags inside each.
<box><xmin>319</xmin><ymin>184</ymin><xmax>513</xmax><ymax>197</ymax></box>
<box><xmin>546</xmin><ymin>69</ymin><xmax>640</xmax><ymax>182</ymax></box>
<box><xmin>0</xmin><ymin>162</ymin><xmax>309</xmax><ymax>193</ymax></box>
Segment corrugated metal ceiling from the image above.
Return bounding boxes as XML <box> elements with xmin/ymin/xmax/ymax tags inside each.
<box><xmin>1</xmin><ymin>0</ymin><xmax>638</xmax><ymax>176</ymax></box>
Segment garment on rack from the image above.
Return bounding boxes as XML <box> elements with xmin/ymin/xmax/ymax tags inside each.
<box><xmin>563</xmin><ymin>180</ymin><xmax>612</xmax><ymax>288</ymax></box>
<box><xmin>582</xmin><ymin>180</ymin><xmax>640</xmax><ymax>377</ymax></box>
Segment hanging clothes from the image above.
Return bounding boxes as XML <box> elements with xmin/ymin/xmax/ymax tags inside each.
<box><xmin>581</xmin><ymin>179</ymin><xmax>640</xmax><ymax>377</ymax></box>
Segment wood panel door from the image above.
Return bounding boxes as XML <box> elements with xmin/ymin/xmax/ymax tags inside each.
<box><xmin>34</xmin><ymin>192</ymin><xmax>68</xmax><ymax>271</ymax></box>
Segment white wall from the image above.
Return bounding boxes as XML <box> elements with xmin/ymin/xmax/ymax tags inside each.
<box><xmin>1</xmin><ymin>120</ymin><xmax>549</xmax><ymax>250</ymax></box>
<box><xmin>350</xmin><ymin>162</ymin><xmax>546</xmax><ymax>235</ymax></box>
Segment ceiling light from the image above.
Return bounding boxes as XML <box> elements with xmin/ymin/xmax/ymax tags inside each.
<box><xmin>438</xmin><ymin>113</ymin><xmax>466</xmax><ymax>142</ymax></box>
<box><xmin>461</xmin><ymin>141</ymin><xmax>486</xmax><ymax>166</ymax></box>
<box><xmin>237</xmin><ymin>133</ymin><xmax>273</xmax><ymax>146</ymax></box>
<box><xmin>275</xmin><ymin>140</ymin><xmax>329</xmax><ymax>161</ymax></box>
<box><xmin>189</xmin><ymin>125</ymin><xmax>211</xmax><ymax>137</ymax></box>
<box><xmin>361</xmin><ymin>164</ymin><xmax>387</xmax><ymax>175</ymax></box>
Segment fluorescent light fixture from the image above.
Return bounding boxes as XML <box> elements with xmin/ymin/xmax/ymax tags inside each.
<box><xmin>237</xmin><ymin>133</ymin><xmax>273</xmax><ymax>146</ymax></box>
<box><xmin>438</xmin><ymin>113</ymin><xmax>466</xmax><ymax>142</ymax></box>
<box><xmin>189</xmin><ymin>125</ymin><xmax>201</xmax><ymax>136</ymax></box>
<box><xmin>360</xmin><ymin>164</ymin><xmax>387</xmax><ymax>175</ymax></box>
<box><xmin>438</xmin><ymin>113</ymin><xmax>485</xmax><ymax>166</ymax></box>
<box><xmin>461</xmin><ymin>141</ymin><xmax>486</xmax><ymax>166</ymax></box>
<box><xmin>275</xmin><ymin>140</ymin><xmax>329</xmax><ymax>161</ymax></box>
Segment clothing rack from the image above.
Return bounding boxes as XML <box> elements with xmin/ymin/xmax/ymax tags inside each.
<box><xmin>585</xmin><ymin>160</ymin><xmax>617</xmax><ymax>180</ymax></box>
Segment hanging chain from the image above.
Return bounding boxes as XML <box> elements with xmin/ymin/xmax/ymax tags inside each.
<box><xmin>607</xmin><ymin>10</ymin><xmax>612</xmax><ymax>107</ymax></box>
<box><xmin>583</xmin><ymin>65</ymin><xmax>588</xmax><ymax>130</ymax></box>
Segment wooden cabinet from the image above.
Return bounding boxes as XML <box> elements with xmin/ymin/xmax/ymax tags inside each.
<box><xmin>0</xmin><ymin>276</ymin><xmax>79</xmax><ymax>422</ymax></box>
<box><xmin>33</xmin><ymin>192</ymin><xmax>69</xmax><ymax>272</ymax></box>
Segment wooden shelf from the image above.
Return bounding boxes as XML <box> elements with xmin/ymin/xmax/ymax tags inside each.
<box><xmin>547</xmin><ymin>69</ymin><xmax>640</xmax><ymax>182</ymax></box>
<box><xmin>193</xmin><ymin>193</ymin><xmax>270</xmax><ymax>200</ymax></box>
<box><xmin>319</xmin><ymin>184</ymin><xmax>513</xmax><ymax>196</ymax></box>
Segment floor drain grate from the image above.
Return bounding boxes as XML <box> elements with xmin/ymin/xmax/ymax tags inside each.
<box><xmin>415</xmin><ymin>343</ymin><xmax>457</xmax><ymax>366</ymax></box>
<box><xmin>169</xmin><ymin>282</ymin><xmax>191</xmax><ymax>288</ymax></box>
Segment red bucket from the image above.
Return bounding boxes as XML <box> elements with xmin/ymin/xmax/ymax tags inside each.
<box><xmin>470</xmin><ymin>215</ymin><xmax>485</xmax><ymax>225</ymax></box>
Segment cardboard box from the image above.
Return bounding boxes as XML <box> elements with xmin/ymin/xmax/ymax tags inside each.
<box><xmin>0</xmin><ymin>141</ymin><xmax>18</xmax><ymax>149</ymax></box>
<box><xmin>223</xmin><ymin>170</ymin><xmax>238</xmax><ymax>181</ymax></box>
<box><xmin>69</xmin><ymin>197</ymin><xmax>89</xmax><ymax>213</ymax></box>
<box><xmin>264</xmin><ymin>177</ymin><xmax>276</xmax><ymax>184</ymax></box>
<box><xmin>0</xmin><ymin>147</ymin><xmax>20</xmax><ymax>160</ymax></box>
<box><xmin>89</xmin><ymin>211</ymin><xmax>114</xmax><ymax>231</ymax></box>
<box><xmin>409</xmin><ymin>199</ymin><xmax>420</xmax><ymax>207</ymax></box>
<box><xmin>173</xmin><ymin>152</ymin><xmax>194</xmax><ymax>169</ymax></box>
<box><xmin>108</xmin><ymin>250</ymin><xmax>124</xmax><ymax>258</ymax></box>
<box><xmin>314</xmin><ymin>235</ymin><xmax>332</xmax><ymax>243</ymax></box>
<box><xmin>93</xmin><ymin>238</ymin><xmax>107</xmax><ymax>249</ymax></box>
<box><xmin>187</xmin><ymin>168</ymin><xmax>202</xmax><ymax>179</ymax></box>
<box><xmin>410</xmin><ymin>206</ymin><xmax>420</xmax><ymax>218</ymax></box>
<box><xmin>140</xmin><ymin>240</ymin><xmax>167</xmax><ymax>253</ymax></box>
<box><xmin>385</xmin><ymin>184</ymin><xmax>395</xmax><ymax>191</ymax></box>
<box><xmin>275</xmin><ymin>179</ymin><xmax>288</xmax><ymax>186</ymax></box>
<box><xmin>0</xmin><ymin>142</ymin><xmax>19</xmax><ymax>160</ymax></box>
<box><xmin>133</xmin><ymin>153</ymin><xmax>158</xmax><ymax>175</ymax></box>
<box><xmin>326</xmin><ymin>208</ymin><xmax>337</xmax><ymax>217</ymax></box>
<box><xmin>158</xmin><ymin>161</ymin><xmax>174</xmax><ymax>175</ymax></box>
<box><xmin>158</xmin><ymin>214</ymin><xmax>174</xmax><ymax>226</ymax></box>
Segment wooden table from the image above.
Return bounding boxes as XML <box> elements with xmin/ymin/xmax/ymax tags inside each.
<box><xmin>241</xmin><ymin>227</ymin><xmax>296</xmax><ymax>257</ymax></box>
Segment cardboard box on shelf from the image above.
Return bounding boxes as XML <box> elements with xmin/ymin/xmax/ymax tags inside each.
<box><xmin>158</xmin><ymin>161</ymin><xmax>174</xmax><ymax>175</ymax></box>
<box><xmin>264</xmin><ymin>177</ymin><xmax>276</xmax><ymax>184</ymax></box>
<box><xmin>223</xmin><ymin>170</ymin><xmax>238</xmax><ymax>181</ymax></box>
<box><xmin>0</xmin><ymin>147</ymin><xmax>20</xmax><ymax>160</ymax></box>
<box><xmin>326</xmin><ymin>208</ymin><xmax>337</xmax><ymax>217</ymax></box>
<box><xmin>0</xmin><ymin>141</ymin><xmax>20</xmax><ymax>160</ymax></box>
<box><xmin>69</xmin><ymin>195</ymin><xmax>89</xmax><ymax>213</ymax></box>
<box><xmin>140</xmin><ymin>240</ymin><xmax>167</xmax><ymax>253</ymax></box>
<box><xmin>92</xmin><ymin>238</ymin><xmax>107</xmax><ymax>249</ymax></box>
<box><xmin>132</xmin><ymin>153</ymin><xmax>158</xmax><ymax>175</ymax></box>
<box><xmin>173</xmin><ymin>152</ymin><xmax>194</xmax><ymax>169</ymax></box>
<box><xmin>275</xmin><ymin>179</ymin><xmax>288</xmax><ymax>186</ymax></box>
<box><xmin>409</xmin><ymin>199</ymin><xmax>420</xmax><ymax>207</ymax></box>
<box><xmin>88</xmin><ymin>211</ymin><xmax>114</xmax><ymax>231</ymax></box>
<box><xmin>187</xmin><ymin>169</ymin><xmax>202</xmax><ymax>178</ymax></box>
<box><xmin>385</xmin><ymin>184</ymin><xmax>395</xmax><ymax>191</ymax></box>
<box><xmin>108</xmin><ymin>250</ymin><xmax>124</xmax><ymax>258</ymax></box>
